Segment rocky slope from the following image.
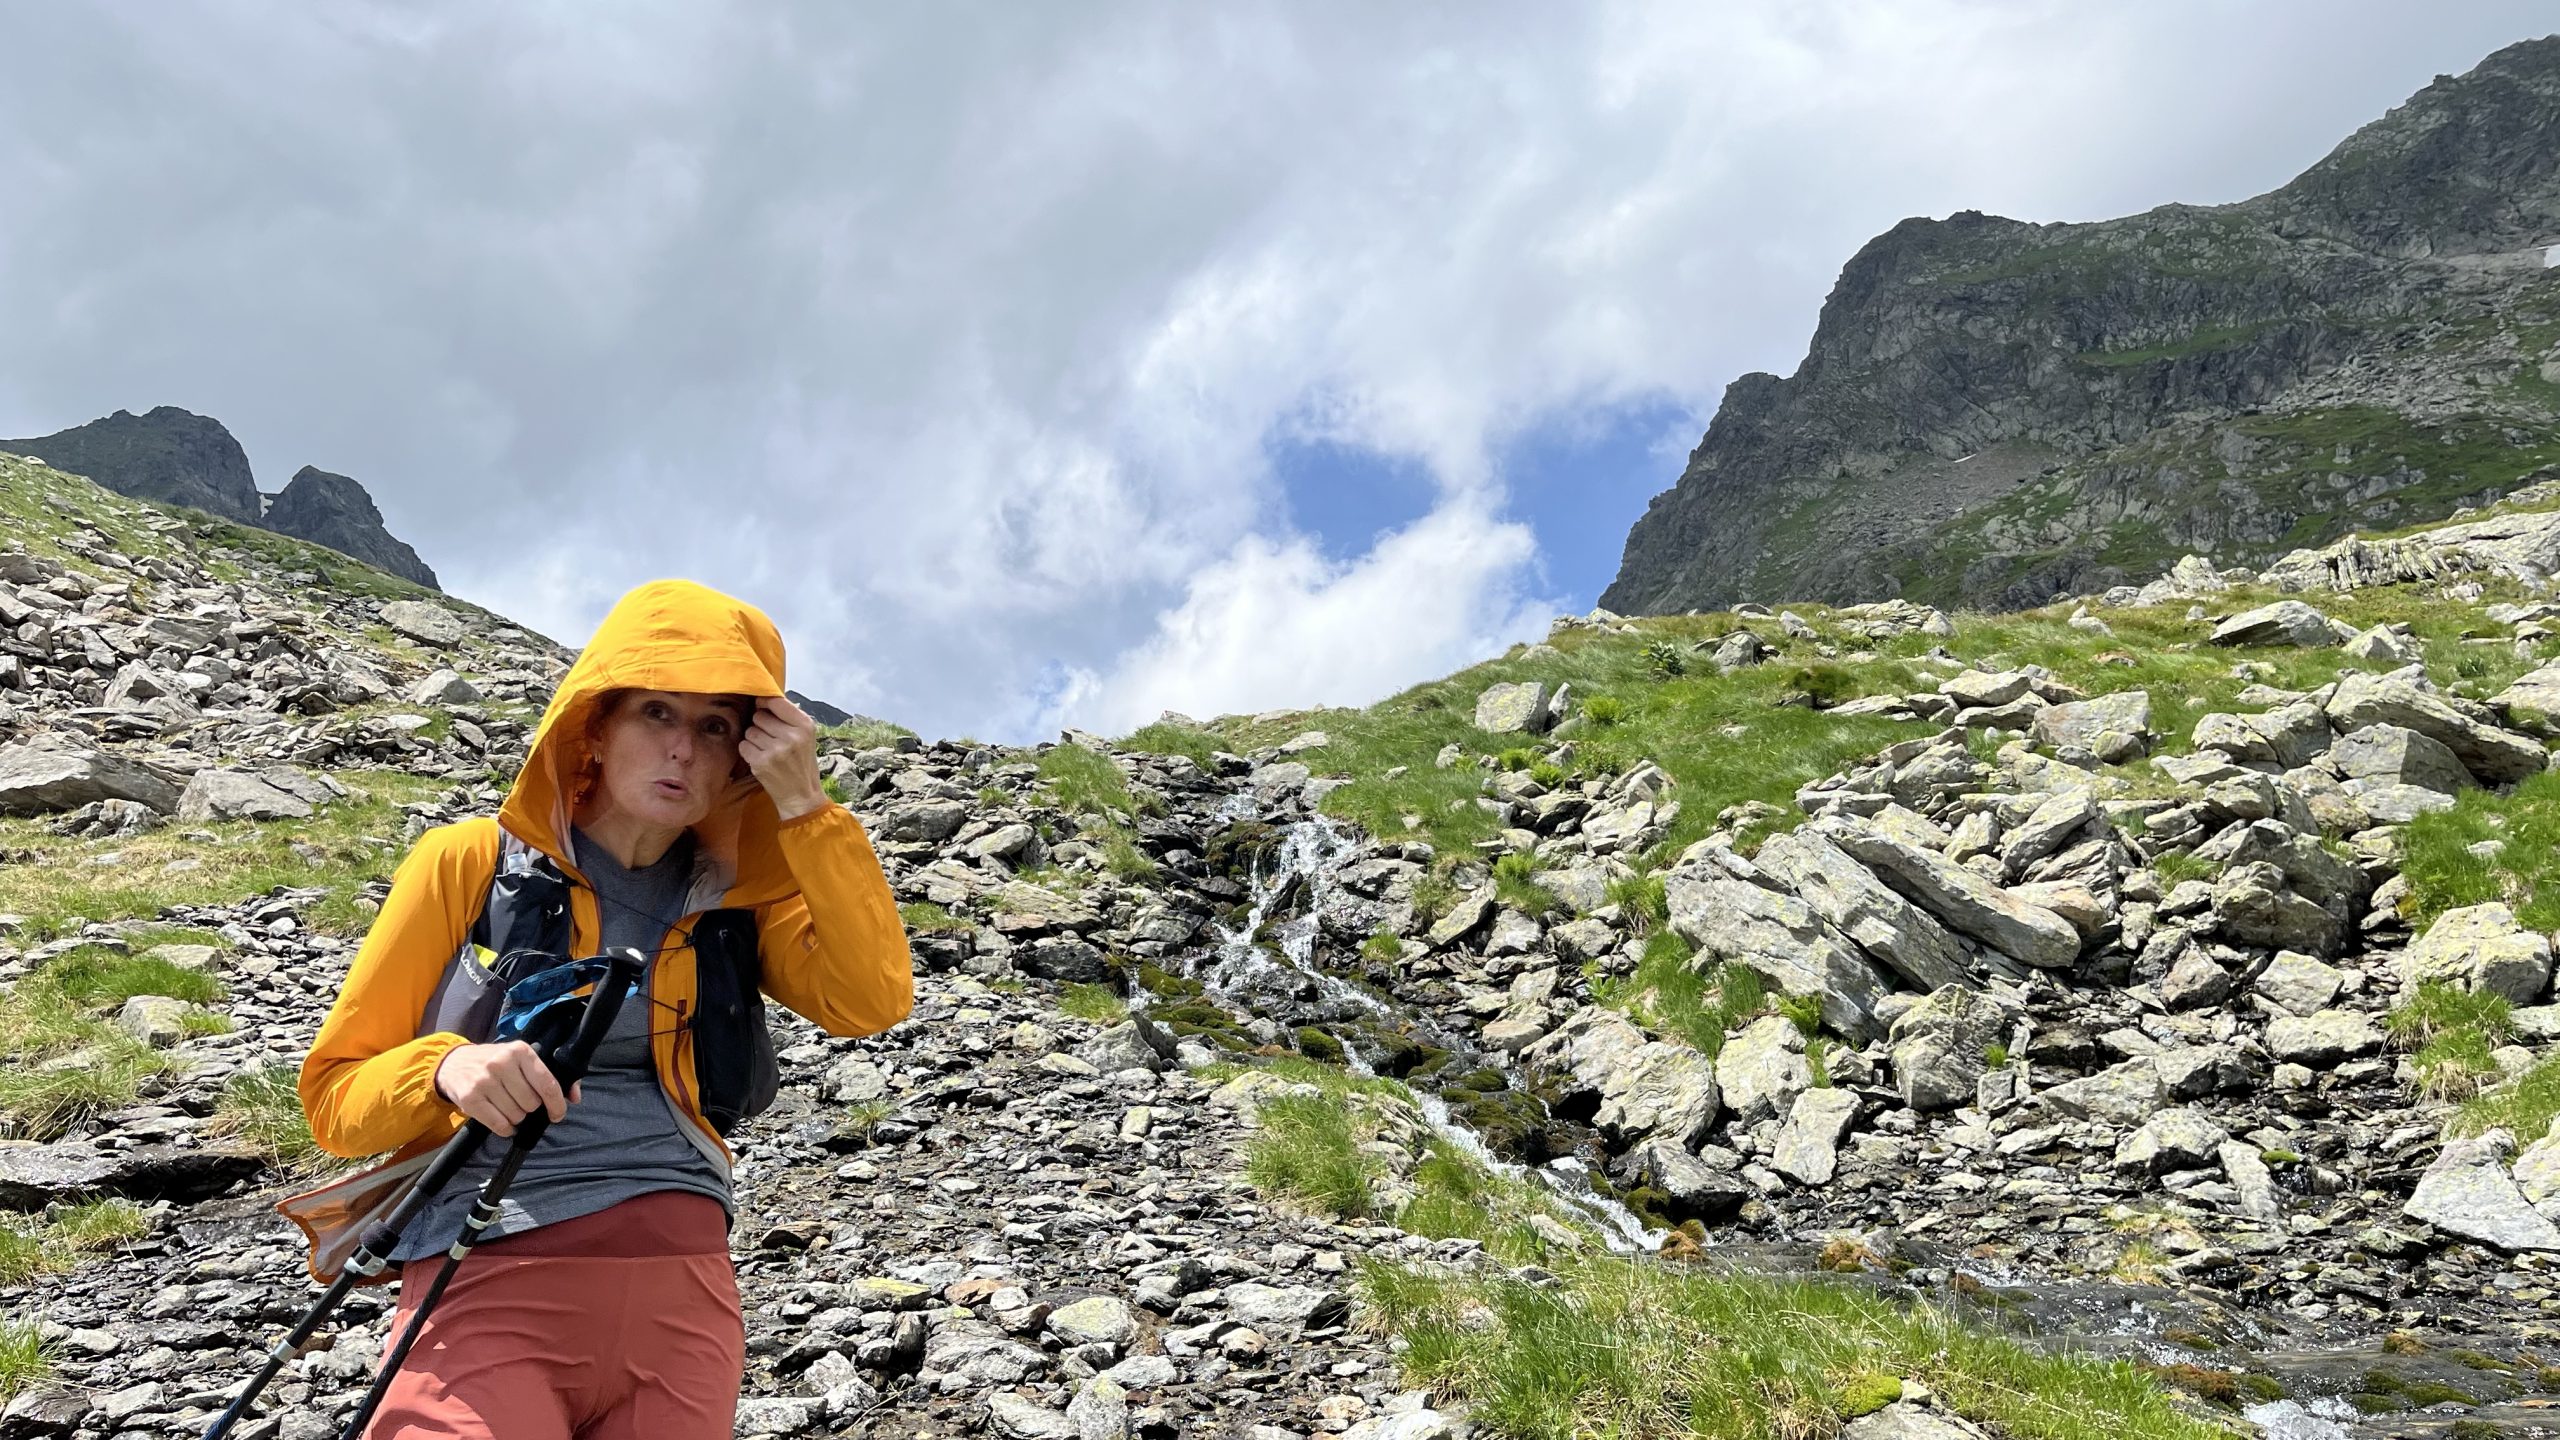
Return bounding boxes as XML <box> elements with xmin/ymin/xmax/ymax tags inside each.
<box><xmin>21</xmin><ymin>446</ymin><xmax>2560</xmax><ymax>1436</ymax></box>
<box><xmin>1604</xmin><ymin>34</ymin><xmax>2560</xmax><ymax>618</ymax></box>
<box><xmin>2</xmin><ymin>408</ymin><xmax>440</xmax><ymax>593</ymax></box>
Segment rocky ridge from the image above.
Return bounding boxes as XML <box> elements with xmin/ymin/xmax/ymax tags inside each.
<box><xmin>3</xmin><ymin>408</ymin><xmax>440</xmax><ymax>593</ymax></box>
<box><xmin>1604</xmin><ymin>35</ymin><xmax>2560</xmax><ymax>619</ymax></box>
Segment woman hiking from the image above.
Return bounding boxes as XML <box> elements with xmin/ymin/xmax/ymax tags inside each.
<box><xmin>290</xmin><ymin>578</ymin><xmax>913</xmax><ymax>1438</ymax></box>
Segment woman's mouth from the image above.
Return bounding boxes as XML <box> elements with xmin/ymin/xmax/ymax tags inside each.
<box><xmin>653</xmin><ymin>779</ymin><xmax>690</xmax><ymax>800</ymax></box>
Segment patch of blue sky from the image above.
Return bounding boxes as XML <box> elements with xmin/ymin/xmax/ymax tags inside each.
<box><xmin>1496</xmin><ymin>393</ymin><xmax>1702</xmax><ymax>609</ymax></box>
<box><xmin>1264</xmin><ymin>391</ymin><xmax>1704</xmax><ymax>609</ymax></box>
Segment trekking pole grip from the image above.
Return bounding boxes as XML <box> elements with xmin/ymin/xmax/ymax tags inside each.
<box><xmin>543</xmin><ymin>947</ymin><xmax>645</xmax><ymax>1087</ymax></box>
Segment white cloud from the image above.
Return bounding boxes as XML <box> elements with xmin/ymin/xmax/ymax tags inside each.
<box><xmin>1036</xmin><ymin>499</ymin><xmax>1561</xmax><ymax>737</ymax></box>
<box><xmin>0</xmin><ymin>2</ymin><xmax>2549</xmax><ymax>740</ymax></box>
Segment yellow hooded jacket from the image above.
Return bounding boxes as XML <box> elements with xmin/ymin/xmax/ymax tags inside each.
<box><xmin>295</xmin><ymin>580</ymin><xmax>912</xmax><ymax>1229</ymax></box>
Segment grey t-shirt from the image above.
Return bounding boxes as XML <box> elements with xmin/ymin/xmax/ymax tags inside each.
<box><xmin>394</xmin><ymin>828</ymin><xmax>730</xmax><ymax>1261</ymax></box>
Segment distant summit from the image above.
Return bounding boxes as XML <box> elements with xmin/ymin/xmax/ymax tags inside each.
<box><xmin>263</xmin><ymin>466</ymin><xmax>438</xmax><ymax>589</ymax></box>
<box><xmin>1</xmin><ymin>406</ymin><xmax>439</xmax><ymax>592</ymax></box>
<box><xmin>1</xmin><ymin>406</ymin><xmax>261</xmax><ymax>524</ymax></box>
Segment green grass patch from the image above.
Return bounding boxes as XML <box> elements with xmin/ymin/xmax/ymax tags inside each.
<box><xmin>0</xmin><ymin>1320</ymin><xmax>45</xmax><ymax>1400</ymax></box>
<box><xmin>2074</xmin><ymin>320</ymin><xmax>2277</xmax><ymax>368</ymax></box>
<box><xmin>2402</xmin><ymin>771</ymin><xmax>2560</xmax><ymax>932</ymax></box>
<box><xmin>1117</xmin><ymin>719</ymin><xmax>1229</xmax><ymax>770</ymax></box>
<box><xmin>2456</xmin><ymin>1052</ymin><xmax>2560</xmax><ymax>1142</ymax></box>
<box><xmin>45</xmin><ymin>1198</ymin><xmax>148</xmax><ymax>1252</ymax></box>
<box><xmin>819</xmin><ymin>716</ymin><xmax>916</xmax><ymax>749</ymax></box>
<box><xmin>1036</xmin><ymin>743</ymin><xmax>1151</xmax><ymax>820</ymax></box>
<box><xmin>0</xmin><ymin>770</ymin><xmax>449</xmax><ymax>939</ymax></box>
<box><xmin>214</xmin><ymin>1066</ymin><xmax>326</xmax><ymax>1168</ymax></box>
<box><xmin>1097</xmin><ymin>825</ymin><xmax>1159</xmax><ymax>882</ymax></box>
<box><xmin>0</xmin><ymin>1200</ymin><xmax>153</xmax><ymax>1284</ymax></box>
<box><xmin>1245</xmin><ymin>1091</ymin><xmax>1381</xmax><ymax>1219</ymax></box>
<box><xmin>1360</xmin><ymin>1255</ymin><xmax>2237</xmax><ymax>1440</ymax></box>
<box><xmin>1608</xmin><ymin>873</ymin><xmax>1668</xmax><ymax>933</ymax></box>
<box><xmin>1056</xmin><ymin>983</ymin><xmax>1128</xmax><ymax>1024</ymax></box>
<box><xmin>1594</xmin><ymin>935</ymin><xmax>1765</xmax><ymax>1056</ymax></box>
<box><xmin>1492</xmin><ymin>853</ymin><xmax>1561</xmax><ymax>918</ymax></box>
<box><xmin>42</xmin><ymin>946</ymin><xmax>226</xmax><ymax>1009</ymax></box>
<box><xmin>898</xmin><ymin>901</ymin><xmax>973</xmax><ymax>934</ymax></box>
<box><xmin>2388</xmin><ymin>981</ymin><xmax>2514</xmax><ymax>1050</ymax></box>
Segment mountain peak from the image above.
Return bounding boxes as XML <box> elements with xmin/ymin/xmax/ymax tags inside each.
<box><xmin>263</xmin><ymin>466</ymin><xmax>438</xmax><ymax>590</ymax></box>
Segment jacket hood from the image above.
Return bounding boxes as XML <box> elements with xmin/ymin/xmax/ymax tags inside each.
<box><xmin>498</xmin><ymin>579</ymin><xmax>800</xmax><ymax>906</ymax></box>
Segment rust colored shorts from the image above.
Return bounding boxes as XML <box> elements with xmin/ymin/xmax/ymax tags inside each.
<box><xmin>364</xmin><ymin>1191</ymin><xmax>743</xmax><ymax>1440</ymax></box>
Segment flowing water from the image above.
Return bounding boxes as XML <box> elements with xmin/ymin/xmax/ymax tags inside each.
<box><xmin>1162</xmin><ymin>792</ymin><xmax>1662</xmax><ymax>1251</ymax></box>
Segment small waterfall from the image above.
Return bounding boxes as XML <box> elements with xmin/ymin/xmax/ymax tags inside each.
<box><xmin>1169</xmin><ymin>786</ymin><xmax>1662</xmax><ymax>1254</ymax></box>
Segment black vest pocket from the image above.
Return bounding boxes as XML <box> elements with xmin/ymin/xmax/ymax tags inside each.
<box><xmin>689</xmin><ymin>909</ymin><xmax>778</xmax><ymax>1135</ymax></box>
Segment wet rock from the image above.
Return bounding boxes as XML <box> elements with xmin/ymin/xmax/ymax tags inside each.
<box><xmin>1622</xmin><ymin>1139</ymin><xmax>1747</xmax><ymax>1221</ymax></box>
<box><xmin>2401</xmin><ymin>903</ymin><xmax>2554</xmax><ymax>1003</ymax></box>
<box><xmin>2406</xmin><ymin>1131</ymin><xmax>2560</xmax><ymax>1252</ymax></box>
<box><xmin>0</xmin><ymin>1139</ymin><xmax>260</xmax><ymax>1209</ymax></box>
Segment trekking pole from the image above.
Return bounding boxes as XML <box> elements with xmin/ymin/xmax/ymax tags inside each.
<box><xmin>204</xmin><ymin>948</ymin><xmax>645</xmax><ymax>1440</ymax></box>
<box><xmin>334</xmin><ymin>947</ymin><xmax>644</xmax><ymax>1439</ymax></box>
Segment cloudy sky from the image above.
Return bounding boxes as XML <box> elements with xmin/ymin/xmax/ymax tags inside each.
<box><xmin>1</xmin><ymin>3</ymin><xmax>2549</xmax><ymax>742</ymax></box>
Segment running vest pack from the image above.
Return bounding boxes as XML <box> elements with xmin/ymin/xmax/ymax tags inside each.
<box><xmin>415</xmin><ymin>828</ymin><xmax>780</xmax><ymax>1136</ymax></box>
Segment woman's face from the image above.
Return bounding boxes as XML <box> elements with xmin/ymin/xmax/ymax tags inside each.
<box><xmin>589</xmin><ymin>690</ymin><xmax>752</xmax><ymax>832</ymax></box>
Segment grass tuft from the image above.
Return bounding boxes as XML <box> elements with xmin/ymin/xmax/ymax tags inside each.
<box><xmin>1245</xmin><ymin>1091</ymin><xmax>1380</xmax><ymax>1220</ymax></box>
<box><xmin>1057</xmin><ymin>983</ymin><xmax>1129</xmax><ymax>1024</ymax></box>
<box><xmin>213</xmin><ymin>1066</ymin><xmax>326</xmax><ymax>1167</ymax></box>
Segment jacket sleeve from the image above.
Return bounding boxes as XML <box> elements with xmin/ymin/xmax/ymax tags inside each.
<box><xmin>299</xmin><ymin>821</ymin><xmax>494</xmax><ymax>1158</ymax></box>
<box><xmin>757</xmin><ymin>804</ymin><xmax>914</xmax><ymax>1038</ymax></box>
